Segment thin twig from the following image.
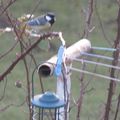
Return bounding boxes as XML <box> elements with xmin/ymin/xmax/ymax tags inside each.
<box><xmin>0</xmin><ymin>0</ymin><xmax>16</xmax><ymax>16</ymax></box>
<box><xmin>0</xmin><ymin>41</ymin><xmax>18</xmax><ymax>59</ymax></box>
<box><xmin>94</xmin><ymin>0</ymin><xmax>113</xmax><ymax>46</ymax></box>
<box><xmin>114</xmin><ymin>94</ymin><xmax>120</xmax><ymax>120</ymax></box>
<box><xmin>76</xmin><ymin>63</ymin><xmax>86</xmax><ymax>120</ymax></box>
<box><xmin>23</xmin><ymin>57</ymin><xmax>32</xmax><ymax>120</ymax></box>
<box><xmin>0</xmin><ymin>77</ymin><xmax>8</xmax><ymax>101</ymax></box>
<box><xmin>81</xmin><ymin>0</ymin><xmax>94</xmax><ymax>38</ymax></box>
<box><xmin>18</xmin><ymin>39</ymin><xmax>32</xmax><ymax>120</ymax></box>
<box><xmin>0</xmin><ymin>100</ymin><xmax>26</xmax><ymax>113</ymax></box>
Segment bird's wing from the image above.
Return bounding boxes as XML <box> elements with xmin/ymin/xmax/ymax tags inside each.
<box><xmin>26</xmin><ymin>15</ymin><xmax>47</xmax><ymax>26</ymax></box>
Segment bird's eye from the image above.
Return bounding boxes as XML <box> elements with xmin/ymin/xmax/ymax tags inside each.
<box><xmin>45</xmin><ymin>15</ymin><xmax>52</xmax><ymax>21</ymax></box>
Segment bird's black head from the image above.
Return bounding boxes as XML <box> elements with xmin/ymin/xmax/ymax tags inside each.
<box><xmin>45</xmin><ymin>13</ymin><xmax>56</xmax><ymax>25</ymax></box>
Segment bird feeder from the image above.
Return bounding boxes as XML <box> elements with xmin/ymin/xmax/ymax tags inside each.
<box><xmin>38</xmin><ymin>39</ymin><xmax>91</xmax><ymax>77</ymax></box>
<box><xmin>31</xmin><ymin>91</ymin><xmax>65</xmax><ymax>120</ymax></box>
<box><xmin>37</xmin><ymin>38</ymin><xmax>91</xmax><ymax>120</ymax></box>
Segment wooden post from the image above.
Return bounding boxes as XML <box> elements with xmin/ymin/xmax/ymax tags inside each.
<box><xmin>56</xmin><ymin>65</ymin><xmax>71</xmax><ymax>120</ymax></box>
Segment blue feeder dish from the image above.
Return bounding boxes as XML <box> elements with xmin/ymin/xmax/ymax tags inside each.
<box><xmin>31</xmin><ymin>91</ymin><xmax>65</xmax><ymax>120</ymax></box>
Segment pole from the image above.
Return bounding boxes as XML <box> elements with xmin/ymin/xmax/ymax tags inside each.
<box><xmin>38</xmin><ymin>38</ymin><xmax>91</xmax><ymax>120</ymax></box>
<box><xmin>38</xmin><ymin>39</ymin><xmax>91</xmax><ymax>77</ymax></box>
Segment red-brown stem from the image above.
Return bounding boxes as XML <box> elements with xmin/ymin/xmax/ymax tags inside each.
<box><xmin>114</xmin><ymin>94</ymin><xmax>120</xmax><ymax>120</ymax></box>
<box><xmin>104</xmin><ymin>7</ymin><xmax>120</xmax><ymax>120</ymax></box>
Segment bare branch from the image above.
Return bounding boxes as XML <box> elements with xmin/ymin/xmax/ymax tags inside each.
<box><xmin>76</xmin><ymin>1</ymin><xmax>94</xmax><ymax>119</ymax></box>
<box><xmin>104</xmin><ymin>6</ymin><xmax>120</xmax><ymax>120</ymax></box>
<box><xmin>0</xmin><ymin>100</ymin><xmax>26</xmax><ymax>113</ymax></box>
<box><xmin>95</xmin><ymin>0</ymin><xmax>113</xmax><ymax>46</ymax></box>
<box><xmin>76</xmin><ymin>63</ymin><xmax>86</xmax><ymax>120</ymax></box>
<box><xmin>0</xmin><ymin>0</ymin><xmax>16</xmax><ymax>16</ymax></box>
<box><xmin>23</xmin><ymin>57</ymin><xmax>32</xmax><ymax>120</ymax></box>
<box><xmin>0</xmin><ymin>32</ymin><xmax>59</xmax><ymax>81</ymax></box>
<box><xmin>0</xmin><ymin>78</ymin><xmax>7</xmax><ymax>101</ymax></box>
<box><xmin>114</xmin><ymin>94</ymin><xmax>120</xmax><ymax>120</ymax></box>
<box><xmin>117</xmin><ymin>0</ymin><xmax>120</xmax><ymax>7</ymax></box>
<box><xmin>0</xmin><ymin>104</ymin><xmax>13</xmax><ymax>112</ymax></box>
<box><xmin>82</xmin><ymin>0</ymin><xmax>94</xmax><ymax>38</ymax></box>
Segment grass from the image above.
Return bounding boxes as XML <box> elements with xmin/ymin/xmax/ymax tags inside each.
<box><xmin>0</xmin><ymin>0</ymin><xmax>120</xmax><ymax>120</ymax></box>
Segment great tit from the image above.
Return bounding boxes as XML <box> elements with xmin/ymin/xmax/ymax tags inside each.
<box><xmin>0</xmin><ymin>13</ymin><xmax>56</xmax><ymax>36</ymax></box>
<box><xmin>26</xmin><ymin>12</ymin><xmax>56</xmax><ymax>33</ymax></box>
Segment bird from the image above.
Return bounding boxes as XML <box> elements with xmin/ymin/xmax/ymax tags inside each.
<box><xmin>25</xmin><ymin>12</ymin><xmax>56</xmax><ymax>34</ymax></box>
<box><xmin>0</xmin><ymin>12</ymin><xmax>56</xmax><ymax>36</ymax></box>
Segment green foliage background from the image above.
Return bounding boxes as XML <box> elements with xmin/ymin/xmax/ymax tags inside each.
<box><xmin>0</xmin><ymin>0</ymin><xmax>120</xmax><ymax>120</ymax></box>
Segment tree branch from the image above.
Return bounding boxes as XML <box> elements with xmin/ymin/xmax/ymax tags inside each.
<box><xmin>0</xmin><ymin>100</ymin><xmax>26</xmax><ymax>113</ymax></box>
<box><xmin>0</xmin><ymin>32</ymin><xmax>59</xmax><ymax>81</ymax></box>
<box><xmin>82</xmin><ymin>0</ymin><xmax>94</xmax><ymax>38</ymax></box>
<box><xmin>114</xmin><ymin>94</ymin><xmax>120</xmax><ymax>120</ymax></box>
<box><xmin>104</xmin><ymin>6</ymin><xmax>120</xmax><ymax>120</ymax></box>
<box><xmin>94</xmin><ymin>0</ymin><xmax>112</xmax><ymax>46</ymax></box>
<box><xmin>0</xmin><ymin>0</ymin><xmax>16</xmax><ymax>16</ymax></box>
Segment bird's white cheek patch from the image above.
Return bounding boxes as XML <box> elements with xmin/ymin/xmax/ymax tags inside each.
<box><xmin>46</xmin><ymin>16</ymin><xmax>51</xmax><ymax>21</ymax></box>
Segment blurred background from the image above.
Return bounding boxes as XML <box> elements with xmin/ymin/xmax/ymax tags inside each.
<box><xmin>0</xmin><ymin>0</ymin><xmax>120</xmax><ymax>120</ymax></box>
